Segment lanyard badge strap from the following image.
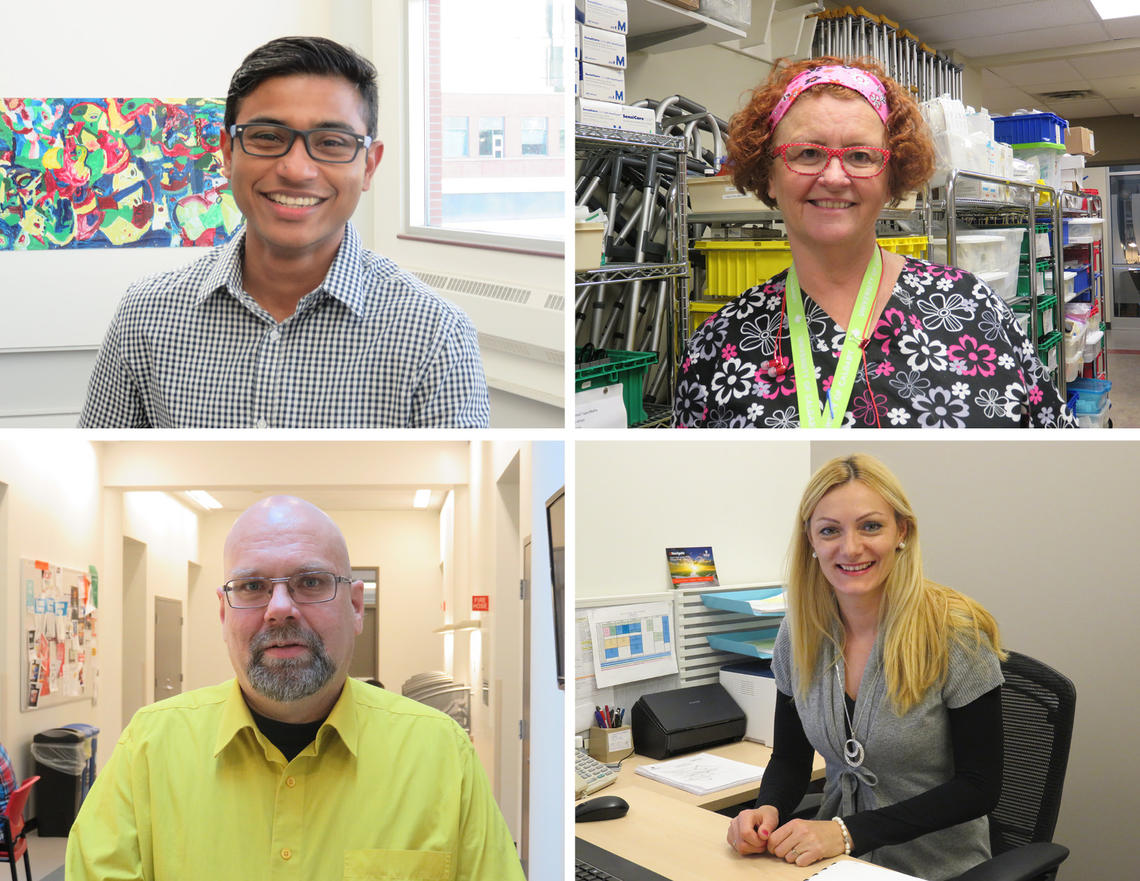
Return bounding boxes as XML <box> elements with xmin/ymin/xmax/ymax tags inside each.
<box><xmin>785</xmin><ymin>247</ymin><xmax>883</xmax><ymax>428</ymax></box>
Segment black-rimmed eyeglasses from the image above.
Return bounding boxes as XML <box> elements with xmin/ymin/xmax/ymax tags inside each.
<box><xmin>222</xmin><ymin>571</ymin><xmax>351</xmax><ymax>609</ymax></box>
<box><xmin>229</xmin><ymin>123</ymin><xmax>373</xmax><ymax>164</ymax></box>
<box><xmin>773</xmin><ymin>143</ymin><xmax>891</xmax><ymax>178</ymax></box>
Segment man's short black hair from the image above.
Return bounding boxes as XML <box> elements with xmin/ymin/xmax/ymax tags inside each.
<box><xmin>225</xmin><ymin>36</ymin><xmax>379</xmax><ymax>138</ymax></box>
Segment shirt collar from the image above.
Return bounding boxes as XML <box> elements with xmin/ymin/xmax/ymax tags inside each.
<box><xmin>213</xmin><ymin>677</ymin><xmax>361</xmax><ymax>761</ymax></box>
<box><xmin>195</xmin><ymin>222</ymin><xmax>368</xmax><ymax>318</ymax></box>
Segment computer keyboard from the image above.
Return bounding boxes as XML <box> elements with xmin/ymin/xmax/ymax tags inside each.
<box><xmin>575</xmin><ymin>749</ymin><xmax>619</xmax><ymax>799</ymax></box>
<box><xmin>576</xmin><ymin>857</ymin><xmax>620</xmax><ymax>881</ymax></box>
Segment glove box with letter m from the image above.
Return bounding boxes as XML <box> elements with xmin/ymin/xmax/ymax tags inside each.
<box><xmin>631</xmin><ymin>683</ymin><xmax>746</xmax><ymax>759</ymax></box>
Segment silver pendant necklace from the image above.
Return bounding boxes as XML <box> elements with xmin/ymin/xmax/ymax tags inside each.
<box><xmin>836</xmin><ymin>665</ymin><xmax>865</xmax><ymax>768</ymax></box>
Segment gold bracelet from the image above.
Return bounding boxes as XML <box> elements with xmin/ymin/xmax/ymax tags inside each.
<box><xmin>832</xmin><ymin>816</ymin><xmax>852</xmax><ymax>855</ymax></box>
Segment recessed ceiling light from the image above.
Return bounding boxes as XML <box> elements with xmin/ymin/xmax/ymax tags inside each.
<box><xmin>413</xmin><ymin>489</ymin><xmax>431</xmax><ymax>508</ymax></box>
<box><xmin>1090</xmin><ymin>0</ymin><xmax>1136</xmax><ymax>20</ymax></box>
<box><xmin>185</xmin><ymin>490</ymin><xmax>222</xmax><ymax>510</ymax></box>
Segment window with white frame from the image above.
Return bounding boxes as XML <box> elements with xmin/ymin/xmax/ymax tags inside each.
<box><xmin>406</xmin><ymin>0</ymin><xmax>565</xmax><ymax>250</ymax></box>
<box><xmin>443</xmin><ymin>116</ymin><xmax>469</xmax><ymax>158</ymax></box>
<box><xmin>521</xmin><ymin>117</ymin><xmax>548</xmax><ymax>156</ymax></box>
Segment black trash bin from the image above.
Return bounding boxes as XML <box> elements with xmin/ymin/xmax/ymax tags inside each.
<box><xmin>31</xmin><ymin>727</ymin><xmax>91</xmax><ymax>836</ymax></box>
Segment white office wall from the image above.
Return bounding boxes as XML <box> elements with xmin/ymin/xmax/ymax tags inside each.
<box><xmin>0</xmin><ymin>438</ymin><xmax>114</xmax><ymax>785</ymax></box>
<box><xmin>626</xmin><ymin>45</ymin><xmax>771</xmax><ymax>122</ymax></box>
<box><xmin>575</xmin><ymin>439</ymin><xmax>811</xmax><ymax>598</ymax></box>
<box><xmin>808</xmin><ymin>439</ymin><xmax>1140</xmax><ymax>881</ymax></box>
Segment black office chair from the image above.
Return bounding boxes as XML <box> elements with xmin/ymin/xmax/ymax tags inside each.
<box><xmin>950</xmin><ymin>650</ymin><xmax>1076</xmax><ymax>881</ymax></box>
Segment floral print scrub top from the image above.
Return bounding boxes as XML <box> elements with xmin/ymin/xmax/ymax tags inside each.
<box><xmin>675</xmin><ymin>258</ymin><xmax>1076</xmax><ymax>428</ymax></box>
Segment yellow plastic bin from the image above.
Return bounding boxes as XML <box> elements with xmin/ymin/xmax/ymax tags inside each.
<box><xmin>693</xmin><ymin>236</ymin><xmax>928</xmax><ymax>298</ymax></box>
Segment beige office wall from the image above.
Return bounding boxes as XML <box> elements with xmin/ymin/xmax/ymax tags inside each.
<box><xmin>118</xmin><ymin>492</ymin><xmax>201</xmax><ymax>721</ymax></box>
<box><xmin>575</xmin><ymin>440</ymin><xmax>811</xmax><ymax>598</ymax></box>
<box><xmin>809</xmin><ymin>439</ymin><xmax>1140</xmax><ymax>881</ymax></box>
<box><xmin>1067</xmin><ymin>115</ymin><xmax>1140</xmax><ymax>167</ymax></box>
<box><xmin>100</xmin><ymin>441</ymin><xmax>471</xmax><ymax>490</ymax></box>
<box><xmin>333</xmin><ymin>509</ymin><xmax>445</xmax><ymax>693</ymax></box>
<box><xmin>0</xmin><ymin>439</ymin><xmax>113</xmax><ymax>780</ymax></box>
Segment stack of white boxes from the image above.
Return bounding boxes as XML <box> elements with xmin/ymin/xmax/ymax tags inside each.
<box><xmin>574</xmin><ymin>0</ymin><xmax>655</xmax><ymax>134</ymax></box>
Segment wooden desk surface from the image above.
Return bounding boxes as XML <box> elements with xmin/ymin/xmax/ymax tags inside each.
<box><xmin>576</xmin><ymin>785</ymin><xmax>856</xmax><ymax>881</ymax></box>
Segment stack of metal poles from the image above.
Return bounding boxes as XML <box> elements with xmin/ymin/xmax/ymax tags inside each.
<box><xmin>810</xmin><ymin>5</ymin><xmax>962</xmax><ymax>102</ymax></box>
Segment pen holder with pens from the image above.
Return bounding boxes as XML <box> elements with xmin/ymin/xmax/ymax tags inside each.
<box><xmin>588</xmin><ymin>725</ymin><xmax>634</xmax><ymax>763</ymax></box>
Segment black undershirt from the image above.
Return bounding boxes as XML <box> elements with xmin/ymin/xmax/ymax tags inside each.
<box><xmin>249</xmin><ymin>707</ymin><xmax>325</xmax><ymax>762</ymax></box>
<box><xmin>753</xmin><ymin>685</ymin><xmax>1003</xmax><ymax>856</ymax></box>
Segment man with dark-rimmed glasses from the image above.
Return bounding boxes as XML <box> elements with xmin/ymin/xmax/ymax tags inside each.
<box><xmin>66</xmin><ymin>496</ymin><xmax>523</xmax><ymax>880</ymax></box>
<box><xmin>79</xmin><ymin>37</ymin><xmax>490</xmax><ymax>428</ymax></box>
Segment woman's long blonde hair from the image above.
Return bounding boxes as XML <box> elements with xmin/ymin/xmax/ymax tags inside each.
<box><xmin>787</xmin><ymin>454</ymin><xmax>1005</xmax><ymax>715</ymax></box>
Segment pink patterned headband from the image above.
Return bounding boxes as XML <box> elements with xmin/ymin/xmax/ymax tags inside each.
<box><xmin>769</xmin><ymin>65</ymin><xmax>890</xmax><ymax>127</ymax></box>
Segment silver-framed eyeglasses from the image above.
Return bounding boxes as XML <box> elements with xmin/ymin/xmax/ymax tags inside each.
<box><xmin>773</xmin><ymin>143</ymin><xmax>891</xmax><ymax>178</ymax></box>
<box><xmin>222</xmin><ymin>571</ymin><xmax>351</xmax><ymax>608</ymax></box>
<box><xmin>229</xmin><ymin>123</ymin><xmax>373</xmax><ymax>163</ymax></box>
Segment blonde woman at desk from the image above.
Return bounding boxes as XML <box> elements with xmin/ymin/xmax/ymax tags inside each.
<box><xmin>727</xmin><ymin>454</ymin><xmax>1005</xmax><ymax>880</ymax></box>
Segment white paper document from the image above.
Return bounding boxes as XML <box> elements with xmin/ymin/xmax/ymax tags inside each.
<box><xmin>575</xmin><ymin>384</ymin><xmax>627</xmax><ymax>428</ymax></box>
<box><xmin>634</xmin><ymin>752</ymin><xmax>764</xmax><ymax>795</ymax></box>
<box><xmin>587</xmin><ymin>601</ymin><xmax>678</xmax><ymax>688</ymax></box>
<box><xmin>807</xmin><ymin>861</ymin><xmax>924</xmax><ymax>881</ymax></box>
<box><xmin>748</xmin><ymin>592</ymin><xmax>787</xmax><ymax>614</ymax></box>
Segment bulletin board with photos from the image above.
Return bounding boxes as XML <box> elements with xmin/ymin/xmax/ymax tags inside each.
<box><xmin>20</xmin><ymin>558</ymin><xmax>99</xmax><ymax>711</ymax></box>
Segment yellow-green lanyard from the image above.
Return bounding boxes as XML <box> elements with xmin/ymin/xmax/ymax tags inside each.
<box><xmin>785</xmin><ymin>247</ymin><xmax>883</xmax><ymax>428</ymax></box>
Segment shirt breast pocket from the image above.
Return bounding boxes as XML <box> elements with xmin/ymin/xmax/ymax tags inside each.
<box><xmin>343</xmin><ymin>849</ymin><xmax>452</xmax><ymax>880</ymax></box>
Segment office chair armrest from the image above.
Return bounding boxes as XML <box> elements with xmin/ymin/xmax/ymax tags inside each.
<box><xmin>947</xmin><ymin>842</ymin><xmax>1070</xmax><ymax>881</ymax></box>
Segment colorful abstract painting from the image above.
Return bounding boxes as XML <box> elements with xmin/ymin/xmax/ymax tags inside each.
<box><xmin>0</xmin><ymin>98</ymin><xmax>241</xmax><ymax>250</ymax></box>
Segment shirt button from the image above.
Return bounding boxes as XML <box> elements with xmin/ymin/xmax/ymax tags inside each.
<box><xmin>256</xmin><ymin>418</ymin><xmax>267</xmax><ymax>429</ymax></box>
<box><xmin>281</xmin><ymin>848</ymin><xmax>292</xmax><ymax>861</ymax></box>
<box><xmin>285</xmin><ymin>776</ymin><xmax>296</xmax><ymax>788</ymax></box>
<box><xmin>269</xmin><ymin>329</ymin><xmax>281</xmax><ymax>342</ymax></box>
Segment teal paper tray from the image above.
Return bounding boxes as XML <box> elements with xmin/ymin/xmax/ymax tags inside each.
<box><xmin>701</xmin><ymin>588</ymin><xmax>786</xmax><ymax>617</ymax></box>
<box><xmin>707</xmin><ymin>627</ymin><xmax>780</xmax><ymax>659</ymax></box>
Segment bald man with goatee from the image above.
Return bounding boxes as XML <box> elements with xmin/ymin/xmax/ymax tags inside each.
<box><xmin>67</xmin><ymin>496</ymin><xmax>524</xmax><ymax>881</ymax></box>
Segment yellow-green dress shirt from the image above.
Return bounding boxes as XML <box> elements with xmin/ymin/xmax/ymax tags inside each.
<box><xmin>66</xmin><ymin>677</ymin><xmax>525</xmax><ymax>881</ymax></box>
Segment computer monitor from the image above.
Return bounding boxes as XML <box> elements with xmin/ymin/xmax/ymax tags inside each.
<box><xmin>545</xmin><ymin>486</ymin><xmax>565</xmax><ymax>689</ymax></box>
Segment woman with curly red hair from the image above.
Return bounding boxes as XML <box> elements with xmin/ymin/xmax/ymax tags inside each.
<box><xmin>674</xmin><ymin>57</ymin><xmax>1074</xmax><ymax>429</ymax></box>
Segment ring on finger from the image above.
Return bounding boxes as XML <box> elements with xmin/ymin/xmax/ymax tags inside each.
<box><xmin>790</xmin><ymin>848</ymin><xmax>800</xmax><ymax>859</ymax></box>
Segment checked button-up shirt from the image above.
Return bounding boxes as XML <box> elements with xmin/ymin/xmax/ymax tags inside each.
<box><xmin>78</xmin><ymin>223</ymin><xmax>490</xmax><ymax>428</ymax></box>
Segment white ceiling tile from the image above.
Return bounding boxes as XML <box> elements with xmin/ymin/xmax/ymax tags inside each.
<box><xmin>877</xmin><ymin>1</ymin><xmax>1101</xmax><ymax>46</ymax></box>
<box><xmin>1108</xmin><ymin>97</ymin><xmax>1140</xmax><ymax>116</ymax></box>
<box><xmin>1022</xmin><ymin>79</ymin><xmax>1096</xmax><ymax>96</ymax></box>
<box><xmin>1087</xmin><ymin>74</ymin><xmax>1140</xmax><ymax>100</ymax></box>
<box><xmin>1104</xmin><ymin>18</ymin><xmax>1140</xmax><ymax>39</ymax></box>
<box><xmin>956</xmin><ymin>22</ymin><xmax>1112</xmax><ymax>58</ymax></box>
<box><xmin>1070</xmin><ymin>48</ymin><xmax>1140</xmax><ymax>79</ymax></box>
<box><xmin>989</xmin><ymin>59</ymin><xmax>1085</xmax><ymax>86</ymax></box>
<box><xmin>1040</xmin><ymin>97</ymin><xmax>1119</xmax><ymax>118</ymax></box>
<box><xmin>982</xmin><ymin>68</ymin><xmax>1015</xmax><ymax>87</ymax></box>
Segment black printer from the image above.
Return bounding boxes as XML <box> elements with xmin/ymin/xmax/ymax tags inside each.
<box><xmin>631</xmin><ymin>683</ymin><xmax>746</xmax><ymax>759</ymax></box>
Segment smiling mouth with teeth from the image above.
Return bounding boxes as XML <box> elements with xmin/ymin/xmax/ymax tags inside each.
<box><xmin>266</xmin><ymin>193</ymin><xmax>324</xmax><ymax>207</ymax></box>
<box><xmin>837</xmin><ymin>562</ymin><xmax>874</xmax><ymax>572</ymax></box>
<box><xmin>810</xmin><ymin>200</ymin><xmax>854</xmax><ymax>209</ymax></box>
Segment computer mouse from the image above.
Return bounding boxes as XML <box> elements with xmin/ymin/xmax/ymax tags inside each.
<box><xmin>575</xmin><ymin>794</ymin><xmax>630</xmax><ymax>822</ymax></box>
